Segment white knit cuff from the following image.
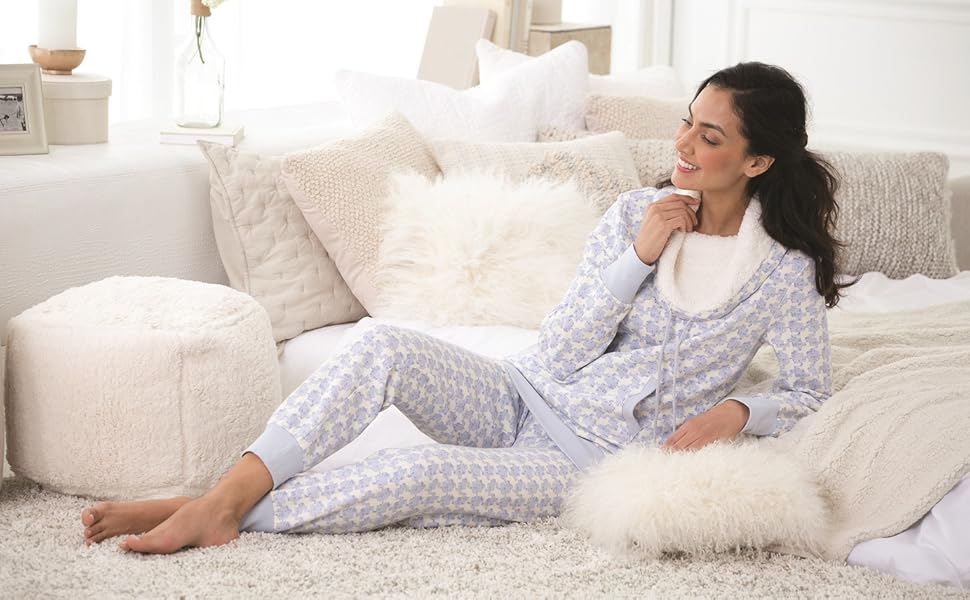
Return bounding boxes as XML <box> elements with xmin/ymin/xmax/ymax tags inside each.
<box><xmin>601</xmin><ymin>244</ymin><xmax>655</xmax><ymax>304</ymax></box>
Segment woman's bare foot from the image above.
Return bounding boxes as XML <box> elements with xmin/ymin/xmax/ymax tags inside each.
<box><xmin>81</xmin><ymin>497</ymin><xmax>192</xmax><ymax>545</ymax></box>
<box><xmin>119</xmin><ymin>495</ymin><xmax>242</xmax><ymax>554</ymax></box>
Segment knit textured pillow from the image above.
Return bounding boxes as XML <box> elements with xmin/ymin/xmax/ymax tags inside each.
<box><xmin>585</xmin><ymin>95</ymin><xmax>688</xmax><ymax>140</ymax></box>
<box><xmin>539</xmin><ymin>127</ymin><xmax>677</xmax><ymax>190</ymax></box>
<box><xmin>373</xmin><ymin>172</ymin><xmax>600</xmax><ymax>329</ymax></box>
<box><xmin>525</xmin><ymin>151</ymin><xmax>633</xmax><ymax>214</ymax></box>
<box><xmin>281</xmin><ymin>112</ymin><xmax>441</xmax><ymax>313</ymax></box>
<box><xmin>199</xmin><ymin>142</ymin><xmax>366</xmax><ymax>342</ymax></box>
<box><xmin>432</xmin><ymin>131</ymin><xmax>641</xmax><ymax>191</ymax></box>
<box><xmin>827</xmin><ymin>151</ymin><xmax>958</xmax><ymax>278</ymax></box>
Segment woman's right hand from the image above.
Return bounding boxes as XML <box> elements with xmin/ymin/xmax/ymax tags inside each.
<box><xmin>632</xmin><ymin>193</ymin><xmax>700</xmax><ymax>265</ymax></box>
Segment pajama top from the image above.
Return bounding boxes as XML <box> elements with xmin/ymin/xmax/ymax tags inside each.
<box><xmin>504</xmin><ymin>186</ymin><xmax>832</xmax><ymax>469</ymax></box>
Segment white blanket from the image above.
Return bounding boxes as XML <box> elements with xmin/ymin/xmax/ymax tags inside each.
<box><xmin>733</xmin><ymin>300</ymin><xmax>970</xmax><ymax>561</ymax></box>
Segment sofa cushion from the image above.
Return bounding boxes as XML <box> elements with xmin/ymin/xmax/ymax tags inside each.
<box><xmin>199</xmin><ymin>142</ymin><xmax>366</xmax><ymax>342</ymax></box>
<box><xmin>281</xmin><ymin>112</ymin><xmax>441</xmax><ymax>314</ymax></box>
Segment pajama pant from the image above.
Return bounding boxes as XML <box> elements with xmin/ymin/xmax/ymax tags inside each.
<box><xmin>239</xmin><ymin>324</ymin><xmax>578</xmax><ymax>534</ymax></box>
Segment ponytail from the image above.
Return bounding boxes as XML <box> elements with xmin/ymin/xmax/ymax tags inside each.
<box><xmin>752</xmin><ymin>149</ymin><xmax>849</xmax><ymax>307</ymax></box>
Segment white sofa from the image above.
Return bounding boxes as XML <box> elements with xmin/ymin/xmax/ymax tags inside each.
<box><xmin>3</xmin><ymin>101</ymin><xmax>970</xmax><ymax>472</ymax></box>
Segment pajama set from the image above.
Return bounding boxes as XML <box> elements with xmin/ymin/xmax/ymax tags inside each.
<box><xmin>239</xmin><ymin>186</ymin><xmax>832</xmax><ymax>534</ymax></box>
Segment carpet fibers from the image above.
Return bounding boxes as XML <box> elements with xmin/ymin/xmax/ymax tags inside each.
<box><xmin>0</xmin><ymin>477</ymin><xmax>965</xmax><ymax>599</ymax></box>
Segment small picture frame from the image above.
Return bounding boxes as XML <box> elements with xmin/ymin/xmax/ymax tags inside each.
<box><xmin>0</xmin><ymin>64</ymin><xmax>48</xmax><ymax>156</ymax></box>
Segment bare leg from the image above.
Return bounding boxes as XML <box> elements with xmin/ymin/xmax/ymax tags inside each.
<box><xmin>120</xmin><ymin>452</ymin><xmax>272</xmax><ymax>554</ymax></box>
<box><xmin>80</xmin><ymin>496</ymin><xmax>191</xmax><ymax>545</ymax></box>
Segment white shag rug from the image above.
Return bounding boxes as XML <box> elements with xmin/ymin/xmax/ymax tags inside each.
<box><xmin>1</xmin><ymin>478</ymin><xmax>965</xmax><ymax>599</ymax></box>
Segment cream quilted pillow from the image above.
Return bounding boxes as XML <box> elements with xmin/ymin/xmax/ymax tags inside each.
<box><xmin>199</xmin><ymin>142</ymin><xmax>366</xmax><ymax>342</ymax></box>
<box><xmin>431</xmin><ymin>131</ymin><xmax>641</xmax><ymax>188</ymax></box>
<box><xmin>585</xmin><ymin>94</ymin><xmax>688</xmax><ymax>140</ymax></box>
<box><xmin>281</xmin><ymin>112</ymin><xmax>441</xmax><ymax>313</ymax></box>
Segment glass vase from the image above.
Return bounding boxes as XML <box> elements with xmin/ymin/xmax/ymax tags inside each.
<box><xmin>174</xmin><ymin>15</ymin><xmax>224</xmax><ymax>128</ymax></box>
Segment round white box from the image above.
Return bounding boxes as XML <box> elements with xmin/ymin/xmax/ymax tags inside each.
<box><xmin>41</xmin><ymin>73</ymin><xmax>112</xmax><ymax>145</ymax></box>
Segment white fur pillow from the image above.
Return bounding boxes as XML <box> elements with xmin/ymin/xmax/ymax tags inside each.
<box><xmin>562</xmin><ymin>441</ymin><xmax>829</xmax><ymax>558</ymax></box>
<box><xmin>373</xmin><ymin>173</ymin><xmax>600</xmax><ymax>328</ymax></box>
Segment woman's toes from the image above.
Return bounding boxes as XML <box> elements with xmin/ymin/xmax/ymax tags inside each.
<box><xmin>89</xmin><ymin>529</ymin><xmax>116</xmax><ymax>545</ymax></box>
<box><xmin>81</xmin><ymin>506</ymin><xmax>101</xmax><ymax>527</ymax></box>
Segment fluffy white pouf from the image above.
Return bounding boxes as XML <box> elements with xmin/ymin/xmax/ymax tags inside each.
<box><xmin>4</xmin><ymin>276</ymin><xmax>281</xmax><ymax>500</ymax></box>
<box><xmin>562</xmin><ymin>441</ymin><xmax>829</xmax><ymax>559</ymax></box>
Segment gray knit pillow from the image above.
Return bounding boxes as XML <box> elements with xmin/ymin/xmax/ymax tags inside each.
<box><xmin>828</xmin><ymin>152</ymin><xmax>957</xmax><ymax>279</ymax></box>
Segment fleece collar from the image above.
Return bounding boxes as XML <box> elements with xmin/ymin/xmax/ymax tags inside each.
<box><xmin>654</xmin><ymin>197</ymin><xmax>775</xmax><ymax>315</ymax></box>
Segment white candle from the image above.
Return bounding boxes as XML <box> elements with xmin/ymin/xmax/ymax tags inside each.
<box><xmin>38</xmin><ymin>0</ymin><xmax>78</xmax><ymax>50</ymax></box>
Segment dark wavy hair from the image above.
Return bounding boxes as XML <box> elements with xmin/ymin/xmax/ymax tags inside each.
<box><xmin>661</xmin><ymin>62</ymin><xmax>850</xmax><ymax>307</ymax></box>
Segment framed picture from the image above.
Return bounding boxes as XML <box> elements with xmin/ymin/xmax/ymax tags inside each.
<box><xmin>0</xmin><ymin>64</ymin><xmax>48</xmax><ymax>156</ymax></box>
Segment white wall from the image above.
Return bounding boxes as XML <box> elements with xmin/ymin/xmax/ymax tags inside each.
<box><xmin>669</xmin><ymin>0</ymin><xmax>970</xmax><ymax>177</ymax></box>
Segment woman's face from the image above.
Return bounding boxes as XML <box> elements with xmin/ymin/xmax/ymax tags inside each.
<box><xmin>670</xmin><ymin>85</ymin><xmax>772</xmax><ymax>194</ymax></box>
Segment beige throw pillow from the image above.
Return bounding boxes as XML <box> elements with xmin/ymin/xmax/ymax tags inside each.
<box><xmin>525</xmin><ymin>151</ymin><xmax>633</xmax><ymax>214</ymax></box>
<box><xmin>829</xmin><ymin>151</ymin><xmax>958</xmax><ymax>278</ymax></box>
<box><xmin>585</xmin><ymin>95</ymin><xmax>688</xmax><ymax>140</ymax></box>
<box><xmin>432</xmin><ymin>131</ymin><xmax>641</xmax><ymax>187</ymax></box>
<box><xmin>199</xmin><ymin>142</ymin><xmax>366</xmax><ymax>342</ymax></box>
<box><xmin>281</xmin><ymin>112</ymin><xmax>441</xmax><ymax>313</ymax></box>
<box><xmin>374</xmin><ymin>172</ymin><xmax>600</xmax><ymax>329</ymax></box>
<box><xmin>538</xmin><ymin>127</ymin><xmax>677</xmax><ymax>190</ymax></box>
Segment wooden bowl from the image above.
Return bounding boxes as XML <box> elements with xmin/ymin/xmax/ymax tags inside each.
<box><xmin>28</xmin><ymin>45</ymin><xmax>86</xmax><ymax>75</ymax></box>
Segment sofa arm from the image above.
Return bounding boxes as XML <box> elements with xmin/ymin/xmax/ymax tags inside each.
<box><xmin>951</xmin><ymin>175</ymin><xmax>970</xmax><ymax>271</ymax></box>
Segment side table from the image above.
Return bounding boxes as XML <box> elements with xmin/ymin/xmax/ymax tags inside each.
<box><xmin>528</xmin><ymin>23</ymin><xmax>612</xmax><ymax>74</ymax></box>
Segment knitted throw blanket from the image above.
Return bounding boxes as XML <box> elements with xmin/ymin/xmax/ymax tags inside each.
<box><xmin>732</xmin><ymin>300</ymin><xmax>970</xmax><ymax>561</ymax></box>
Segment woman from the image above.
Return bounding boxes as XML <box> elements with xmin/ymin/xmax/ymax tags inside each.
<box><xmin>80</xmin><ymin>61</ymin><xmax>844</xmax><ymax>554</ymax></box>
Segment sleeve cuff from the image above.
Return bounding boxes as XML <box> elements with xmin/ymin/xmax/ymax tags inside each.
<box><xmin>600</xmin><ymin>244</ymin><xmax>655</xmax><ymax>304</ymax></box>
<box><xmin>726</xmin><ymin>396</ymin><xmax>779</xmax><ymax>436</ymax></box>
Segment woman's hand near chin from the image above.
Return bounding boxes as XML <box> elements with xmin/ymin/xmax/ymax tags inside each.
<box><xmin>662</xmin><ymin>400</ymin><xmax>749</xmax><ymax>451</ymax></box>
<box><xmin>632</xmin><ymin>193</ymin><xmax>701</xmax><ymax>265</ymax></box>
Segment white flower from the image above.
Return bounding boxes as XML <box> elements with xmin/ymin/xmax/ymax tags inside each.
<box><xmin>202</xmin><ymin>0</ymin><xmax>226</xmax><ymax>8</ymax></box>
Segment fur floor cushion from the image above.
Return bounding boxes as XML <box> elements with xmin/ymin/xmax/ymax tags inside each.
<box><xmin>562</xmin><ymin>441</ymin><xmax>829</xmax><ymax>559</ymax></box>
<box><xmin>373</xmin><ymin>172</ymin><xmax>601</xmax><ymax>328</ymax></box>
<box><xmin>4</xmin><ymin>276</ymin><xmax>281</xmax><ymax>500</ymax></box>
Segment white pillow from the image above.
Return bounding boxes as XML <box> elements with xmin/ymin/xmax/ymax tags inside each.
<box><xmin>373</xmin><ymin>172</ymin><xmax>600</xmax><ymax>328</ymax></box>
<box><xmin>477</xmin><ymin>40</ymin><xmax>685</xmax><ymax>99</ymax></box>
<box><xmin>589</xmin><ymin>66</ymin><xmax>686</xmax><ymax>98</ymax></box>
<box><xmin>334</xmin><ymin>40</ymin><xmax>588</xmax><ymax>142</ymax></box>
<box><xmin>563</xmin><ymin>441</ymin><xmax>828</xmax><ymax>558</ymax></box>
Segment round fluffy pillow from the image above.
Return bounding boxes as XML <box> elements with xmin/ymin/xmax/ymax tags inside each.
<box><xmin>561</xmin><ymin>441</ymin><xmax>829</xmax><ymax>558</ymax></box>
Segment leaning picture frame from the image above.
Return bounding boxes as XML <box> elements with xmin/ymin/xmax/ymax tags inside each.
<box><xmin>0</xmin><ymin>64</ymin><xmax>48</xmax><ymax>156</ymax></box>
